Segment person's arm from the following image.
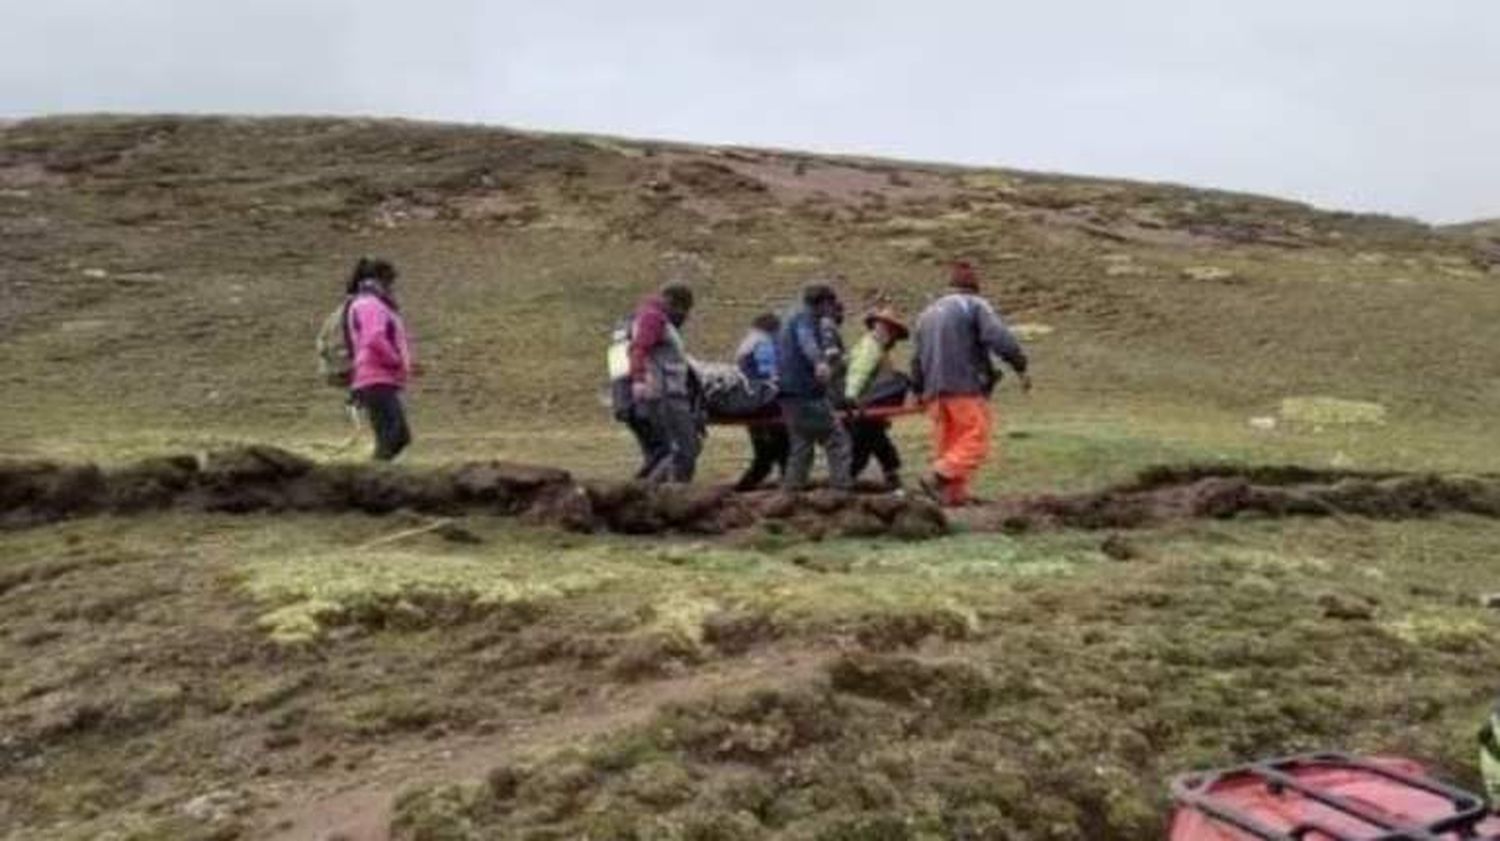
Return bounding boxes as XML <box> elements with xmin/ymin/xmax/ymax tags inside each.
<box><xmin>392</xmin><ymin>314</ymin><xmax>414</xmax><ymax>378</ymax></box>
<box><xmin>974</xmin><ymin>300</ymin><xmax>1028</xmax><ymax>375</ymax></box>
<box><xmin>628</xmin><ymin>308</ymin><xmax>666</xmax><ymax>383</ymax></box>
<box><xmin>794</xmin><ymin>318</ymin><xmax>822</xmax><ymax>371</ymax></box>
<box><xmin>908</xmin><ymin>327</ymin><xmax>925</xmax><ymax>399</ymax></box>
<box><xmin>752</xmin><ymin>340</ymin><xmax>777</xmax><ymax>381</ymax></box>
<box><xmin>845</xmin><ymin>336</ymin><xmax>880</xmax><ymax>401</ymax></box>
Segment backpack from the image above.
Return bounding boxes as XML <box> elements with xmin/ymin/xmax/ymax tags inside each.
<box><xmin>316</xmin><ymin>299</ymin><xmax>354</xmax><ymax>388</ymax></box>
<box><xmin>607</xmin><ymin>316</ymin><xmax>634</xmax><ymax>419</ymax></box>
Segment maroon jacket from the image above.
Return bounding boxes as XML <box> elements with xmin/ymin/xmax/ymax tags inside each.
<box><xmin>628</xmin><ymin>295</ymin><xmax>690</xmax><ymax>398</ymax></box>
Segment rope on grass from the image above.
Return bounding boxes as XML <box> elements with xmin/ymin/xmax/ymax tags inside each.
<box><xmin>353</xmin><ymin>517</ymin><xmax>457</xmax><ymax>551</ymax></box>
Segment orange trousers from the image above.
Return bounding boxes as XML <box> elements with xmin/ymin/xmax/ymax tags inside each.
<box><xmin>928</xmin><ymin>396</ymin><xmax>995</xmax><ymax>505</ymax></box>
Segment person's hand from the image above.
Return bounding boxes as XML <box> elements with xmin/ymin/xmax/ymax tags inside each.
<box><xmin>631</xmin><ymin>380</ymin><xmax>651</xmax><ymax>403</ymax></box>
<box><xmin>1018</xmin><ymin>372</ymin><xmax>1033</xmax><ymax>394</ymax></box>
<box><xmin>815</xmin><ymin>362</ymin><xmax>832</xmax><ymax>384</ymax></box>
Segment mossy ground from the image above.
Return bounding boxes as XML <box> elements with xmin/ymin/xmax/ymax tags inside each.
<box><xmin>5</xmin><ymin>116</ymin><xmax>1500</xmax><ymax>839</ymax></box>
<box><xmin>4</xmin><ymin>508</ymin><xmax>1500</xmax><ymax>839</ymax></box>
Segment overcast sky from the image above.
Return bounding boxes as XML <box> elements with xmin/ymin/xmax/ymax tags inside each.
<box><xmin>3</xmin><ymin>1</ymin><xmax>1496</xmax><ymax>222</ymax></box>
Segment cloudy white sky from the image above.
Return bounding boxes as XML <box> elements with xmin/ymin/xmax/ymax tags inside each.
<box><xmin>3</xmin><ymin>1</ymin><xmax>1496</xmax><ymax>222</ymax></box>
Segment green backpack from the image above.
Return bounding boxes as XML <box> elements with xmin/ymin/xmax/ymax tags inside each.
<box><xmin>315</xmin><ymin>300</ymin><xmax>354</xmax><ymax>387</ymax></box>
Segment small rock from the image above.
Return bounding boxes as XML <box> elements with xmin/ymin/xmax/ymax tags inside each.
<box><xmin>1479</xmin><ymin>593</ymin><xmax>1500</xmax><ymax>610</ymax></box>
<box><xmin>1182</xmin><ymin>266</ymin><xmax>1237</xmax><ymax>283</ymax></box>
<box><xmin>1248</xmin><ymin>416</ymin><xmax>1278</xmax><ymax>432</ymax></box>
<box><xmin>435</xmin><ymin>523</ymin><xmax>483</xmax><ymax>544</ymax></box>
<box><xmin>1100</xmin><ymin>534</ymin><xmax>1138</xmax><ymax>562</ymax></box>
<box><xmin>1318</xmin><ymin>593</ymin><xmax>1374</xmax><ymax>621</ymax></box>
<box><xmin>179</xmin><ymin>789</ymin><xmax>242</xmax><ymax>823</ymax></box>
<box><xmin>1011</xmin><ymin>323</ymin><xmax>1055</xmax><ymax>340</ymax></box>
<box><xmin>81</xmin><ymin>268</ymin><xmax>109</xmax><ymax>279</ymax></box>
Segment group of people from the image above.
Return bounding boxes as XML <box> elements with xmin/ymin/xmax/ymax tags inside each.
<box><xmin>323</xmin><ymin>256</ymin><xmax>1030</xmax><ymax>508</ymax></box>
<box><xmin>613</xmin><ymin>260</ymin><xmax>1031</xmax><ymax>507</ymax></box>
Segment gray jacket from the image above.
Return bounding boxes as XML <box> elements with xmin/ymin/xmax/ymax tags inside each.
<box><xmin>911</xmin><ymin>292</ymin><xmax>1028</xmax><ymax>400</ymax></box>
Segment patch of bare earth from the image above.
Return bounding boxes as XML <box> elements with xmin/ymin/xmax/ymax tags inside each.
<box><xmin>259</xmin><ymin>647</ymin><xmax>833</xmax><ymax>841</ymax></box>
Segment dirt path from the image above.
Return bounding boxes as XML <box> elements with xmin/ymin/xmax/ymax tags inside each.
<box><xmin>258</xmin><ymin>646</ymin><xmax>835</xmax><ymax>841</ymax></box>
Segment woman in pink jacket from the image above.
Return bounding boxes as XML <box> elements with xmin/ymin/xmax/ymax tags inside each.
<box><xmin>346</xmin><ymin>258</ymin><xmax>414</xmax><ymax>461</ymax></box>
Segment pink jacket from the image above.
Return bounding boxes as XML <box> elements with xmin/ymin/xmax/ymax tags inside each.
<box><xmin>348</xmin><ymin>293</ymin><xmax>411</xmax><ymax>390</ymax></box>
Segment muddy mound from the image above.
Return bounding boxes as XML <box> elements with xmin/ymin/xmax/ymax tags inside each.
<box><xmin>0</xmin><ymin>446</ymin><xmax>949</xmax><ymax>540</ymax></box>
<box><xmin>974</xmin><ymin>465</ymin><xmax>1500</xmax><ymax>532</ymax></box>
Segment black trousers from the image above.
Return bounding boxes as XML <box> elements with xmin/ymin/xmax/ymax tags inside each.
<box><xmin>355</xmin><ymin>385</ymin><xmax>412</xmax><ymax>462</ymax></box>
<box><xmin>849</xmin><ymin>418</ymin><xmax>901</xmax><ymax>481</ymax></box>
<box><xmin>735</xmin><ymin>424</ymin><xmax>789</xmax><ymax>491</ymax></box>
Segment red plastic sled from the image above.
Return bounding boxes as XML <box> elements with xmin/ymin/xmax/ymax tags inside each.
<box><xmin>1169</xmin><ymin>753</ymin><xmax>1500</xmax><ymax>841</ymax></box>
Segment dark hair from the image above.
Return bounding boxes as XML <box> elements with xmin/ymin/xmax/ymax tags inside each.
<box><xmin>802</xmin><ymin>283</ymin><xmax>837</xmax><ymax>308</ymax></box>
<box><xmin>661</xmin><ymin>281</ymin><xmax>695</xmax><ymax>312</ymax></box>
<box><xmin>347</xmin><ymin>257</ymin><xmax>398</xmax><ymax>294</ymax></box>
<box><xmin>752</xmin><ymin>311</ymin><xmax>780</xmax><ymax>333</ymax></box>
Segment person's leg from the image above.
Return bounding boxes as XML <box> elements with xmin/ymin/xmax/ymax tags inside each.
<box><xmin>627</xmin><ymin>406</ymin><xmax>666</xmax><ymax>480</ymax></box>
<box><xmin>824</xmin><ymin>412</ymin><xmax>854</xmax><ymax>491</ymax></box>
<box><xmin>799</xmin><ymin>398</ymin><xmax>851</xmax><ymax>491</ymax></box>
<box><xmin>870</xmin><ymin>421</ymin><xmax>902</xmax><ymax>488</ymax></box>
<box><xmin>942</xmin><ymin>397</ymin><xmax>993</xmax><ymax>504</ymax></box>
<box><xmin>387</xmin><ymin>389</ymin><xmax>412</xmax><ymax>459</ymax></box>
<box><xmin>848</xmin><ymin>420</ymin><xmax>874</xmax><ymax>480</ymax></box>
<box><xmin>736</xmin><ymin>426</ymin><xmax>777</xmax><ymax>491</ymax></box>
<box><xmin>667</xmin><ymin>398</ymin><xmax>702</xmax><ymax>482</ymax></box>
<box><xmin>781</xmin><ymin>400</ymin><xmax>816</xmax><ymax>491</ymax></box>
<box><xmin>770</xmin><ymin>426</ymin><xmax>790</xmax><ymax>480</ymax></box>
<box><xmin>359</xmin><ymin>386</ymin><xmax>403</xmax><ymax>462</ymax></box>
<box><xmin>922</xmin><ymin>399</ymin><xmax>960</xmax><ymax>501</ymax></box>
<box><xmin>650</xmin><ymin>398</ymin><xmax>699</xmax><ymax>483</ymax></box>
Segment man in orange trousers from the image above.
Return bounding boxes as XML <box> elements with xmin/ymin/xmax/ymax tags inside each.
<box><xmin>911</xmin><ymin>260</ymin><xmax>1031</xmax><ymax>506</ymax></box>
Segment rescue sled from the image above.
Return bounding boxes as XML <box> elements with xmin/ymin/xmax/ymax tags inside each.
<box><xmin>1169</xmin><ymin>752</ymin><xmax>1500</xmax><ymax>840</ymax></box>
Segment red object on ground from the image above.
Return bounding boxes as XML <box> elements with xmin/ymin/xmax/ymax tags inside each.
<box><xmin>1169</xmin><ymin>753</ymin><xmax>1500</xmax><ymax>841</ymax></box>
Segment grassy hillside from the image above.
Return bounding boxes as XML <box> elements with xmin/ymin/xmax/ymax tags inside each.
<box><xmin>6</xmin><ymin>116</ymin><xmax>1500</xmax><ymax>841</ymax></box>
<box><xmin>4</xmin><ymin>115</ymin><xmax>1499</xmax><ymax>488</ymax></box>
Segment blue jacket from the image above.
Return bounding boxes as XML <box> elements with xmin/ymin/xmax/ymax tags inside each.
<box><xmin>776</xmin><ymin>307</ymin><xmax>830</xmax><ymax>398</ymax></box>
<box><xmin>735</xmin><ymin>328</ymin><xmax>778</xmax><ymax>382</ymax></box>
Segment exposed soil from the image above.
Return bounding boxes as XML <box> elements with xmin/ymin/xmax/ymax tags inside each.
<box><xmin>960</xmin><ymin>464</ymin><xmax>1500</xmax><ymax>533</ymax></box>
<box><xmin>7</xmin><ymin>449</ymin><xmax>1500</xmax><ymax>543</ymax></box>
<box><xmin>0</xmin><ymin>446</ymin><xmax>950</xmax><ymax>540</ymax></box>
<box><xmin>263</xmin><ymin>648</ymin><xmax>834</xmax><ymax>841</ymax></box>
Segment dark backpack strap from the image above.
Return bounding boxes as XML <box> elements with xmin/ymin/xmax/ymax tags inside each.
<box><xmin>340</xmin><ymin>298</ymin><xmax>355</xmax><ymax>349</ymax></box>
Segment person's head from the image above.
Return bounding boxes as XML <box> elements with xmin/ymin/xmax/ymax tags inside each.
<box><xmin>660</xmin><ymin>280</ymin><xmax>695</xmax><ymax>327</ymax></box>
<box><xmin>751</xmin><ymin>311</ymin><xmax>780</xmax><ymax>334</ymax></box>
<box><xmin>950</xmin><ymin>259</ymin><xmax>979</xmax><ymax>292</ymax></box>
<box><xmin>802</xmin><ymin>283</ymin><xmax>839</xmax><ymax>318</ymax></box>
<box><xmin>864</xmin><ymin>307</ymin><xmax>910</xmax><ymax>348</ymax></box>
<box><xmin>349</xmin><ymin>257</ymin><xmax>398</xmax><ymax>295</ymax></box>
